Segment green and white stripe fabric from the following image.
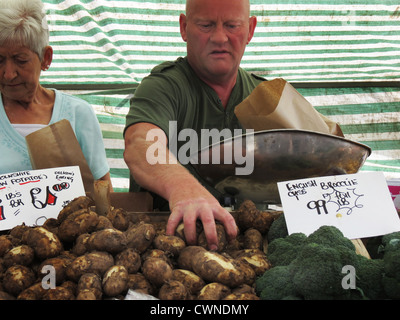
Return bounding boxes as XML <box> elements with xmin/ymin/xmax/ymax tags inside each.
<box><xmin>40</xmin><ymin>0</ymin><xmax>400</xmax><ymax>84</ymax></box>
<box><xmin>38</xmin><ymin>0</ymin><xmax>400</xmax><ymax>192</ymax></box>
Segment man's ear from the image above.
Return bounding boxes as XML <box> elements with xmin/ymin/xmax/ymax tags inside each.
<box><xmin>179</xmin><ymin>13</ymin><xmax>188</xmax><ymax>42</ymax></box>
<box><xmin>247</xmin><ymin>16</ymin><xmax>257</xmax><ymax>44</ymax></box>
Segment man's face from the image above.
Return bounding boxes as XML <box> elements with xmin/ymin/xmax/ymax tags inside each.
<box><xmin>180</xmin><ymin>0</ymin><xmax>256</xmax><ymax>84</ymax></box>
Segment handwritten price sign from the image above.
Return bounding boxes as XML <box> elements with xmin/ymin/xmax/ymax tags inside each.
<box><xmin>0</xmin><ymin>166</ymin><xmax>85</xmax><ymax>231</ymax></box>
<box><xmin>277</xmin><ymin>172</ymin><xmax>400</xmax><ymax>239</ymax></box>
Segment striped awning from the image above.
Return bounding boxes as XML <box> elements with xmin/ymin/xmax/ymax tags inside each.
<box><xmin>40</xmin><ymin>0</ymin><xmax>400</xmax><ymax>85</ymax></box>
<box><xmin>38</xmin><ymin>0</ymin><xmax>400</xmax><ymax>192</ymax></box>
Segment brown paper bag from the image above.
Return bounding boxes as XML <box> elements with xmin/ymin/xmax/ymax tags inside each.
<box><xmin>26</xmin><ymin>119</ymin><xmax>95</xmax><ymax>193</ymax></box>
<box><xmin>234</xmin><ymin>78</ymin><xmax>344</xmax><ymax>137</ymax></box>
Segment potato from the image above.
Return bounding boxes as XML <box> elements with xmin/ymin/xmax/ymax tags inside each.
<box><xmin>0</xmin><ymin>290</ymin><xmax>16</xmax><ymax>300</ymax></box>
<box><xmin>0</xmin><ymin>235</ymin><xmax>14</xmax><ymax>257</ymax></box>
<box><xmin>177</xmin><ymin>246</ymin><xmax>207</xmax><ymax>271</ymax></box>
<box><xmin>17</xmin><ymin>282</ymin><xmax>47</xmax><ymax>300</ymax></box>
<box><xmin>42</xmin><ymin>286</ymin><xmax>75</xmax><ymax>300</ymax></box>
<box><xmin>127</xmin><ymin>273</ymin><xmax>155</xmax><ymax>295</ymax></box>
<box><xmin>3</xmin><ymin>245</ymin><xmax>34</xmax><ymax>268</ymax></box>
<box><xmin>125</xmin><ymin>222</ymin><xmax>156</xmax><ymax>253</ymax></box>
<box><xmin>153</xmin><ymin>235</ymin><xmax>186</xmax><ymax>257</ymax></box>
<box><xmin>77</xmin><ymin>273</ymin><xmax>102</xmax><ymax>300</ymax></box>
<box><xmin>71</xmin><ymin>233</ymin><xmax>90</xmax><ymax>256</ymax></box>
<box><xmin>2</xmin><ymin>265</ymin><xmax>36</xmax><ymax>296</ymax></box>
<box><xmin>66</xmin><ymin>251</ymin><xmax>114</xmax><ymax>282</ymax></box>
<box><xmin>23</xmin><ymin>227</ymin><xmax>62</xmax><ymax>260</ymax></box>
<box><xmin>142</xmin><ymin>257</ymin><xmax>173</xmax><ymax>288</ymax></box>
<box><xmin>174</xmin><ymin>221</ymin><xmax>203</xmax><ymax>241</ymax></box>
<box><xmin>86</xmin><ymin>228</ymin><xmax>127</xmax><ymax>254</ymax></box>
<box><xmin>102</xmin><ymin>265</ymin><xmax>129</xmax><ymax>297</ymax></box>
<box><xmin>197</xmin><ymin>282</ymin><xmax>230</xmax><ymax>300</ymax></box>
<box><xmin>115</xmin><ymin>248</ymin><xmax>141</xmax><ymax>274</ymax></box>
<box><xmin>95</xmin><ymin>215</ymin><xmax>114</xmax><ymax>231</ymax></box>
<box><xmin>60</xmin><ymin>280</ymin><xmax>77</xmax><ymax>296</ymax></box>
<box><xmin>223</xmin><ymin>292</ymin><xmax>260</xmax><ymax>300</ymax></box>
<box><xmin>76</xmin><ymin>289</ymin><xmax>98</xmax><ymax>300</ymax></box>
<box><xmin>231</xmin><ymin>249</ymin><xmax>271</xmax><ymax>276</ymax></box>
<box><xmin>197</xmin><ymin>223</ymin><xmax>227</xmax><ymax>251</ymax></box>
<box><xmin>142</xmin><ymin>248</ymin><xmax>168</xmax><ymax>260</ymax></box>
<box><xmin>191</xmin><ymin>250</ymin><xmax>247</xmax><ymax>288</ymax></box>
<box><xmin>224</xmin><ymin>236</ymin><xmax>243</xmax><ymax>253</ymax></box>
<box><xmin>231</xmin><ymin>283</ymin><xmax>257</xmax><ymax>295</ymax></box>
<box><xmin>57</xmin><ymin>196</ymin><xmax>94</xmax><ymax>222</ymax></box>
<box><xmin>234</xmin><ymin>259</ymin><xmax>256</xmax><ymax>285</ymax></box>
<box><xmin>172</xmin><ymin>269</ymin><xmax>205</xmax><ymax>295</ymax></box>
<box><xmin>237</xmin><ymin>200</ymin><xmax>275</xmax><ymax>234</ymax></box>
<box><xmin>129</xmin><ymin>212</ymin><xmax>151</xmax><ymax>225</ymax></box>
<box><xmin>243</xmin><ymin>228</ymin><xmax>263</xmax><ymax>250</ymax></box>
<box><xmin>38</xmin><ymin>255</ymin><xmax>74</xmax><ymax>285</ymax></box>
<box><xmin>57</xmin><ymin>208</ymin><xmax>99</xmax><ymax>242</ymax></box>
<box><xmin>42</xmin><ymin>218</ymin><xmax>60</xmax><ymax>235</ymax></box>
<box><xmin>158</xmin><ymin>280</ymin><xmax>189</xmax><ymax>300</ymax></box>
<box><xmin>9</xmin><ymin>225</ymin><xmax>30</xmax><ymax>241</ymax></box>
<box><xmin>106</xmin><ymin>208</ymin><xmax>130</xmax><ymax>231</ymax></box>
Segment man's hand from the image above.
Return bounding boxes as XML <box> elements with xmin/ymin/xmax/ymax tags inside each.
<box><xmin>124</xmin><ymin>123</ymin><xmax>238</xmax><ymax>251</ymax></box>
<box><xmin>166</xmin><ymin>196</ymin><xmax>238</xmax><ymax>251</ymax></box>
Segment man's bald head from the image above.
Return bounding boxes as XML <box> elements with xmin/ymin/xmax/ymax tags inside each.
<box><xmin>185</xmin><ymin>0</ymin><xmax>251</xmax><ymax>18</ymax></box>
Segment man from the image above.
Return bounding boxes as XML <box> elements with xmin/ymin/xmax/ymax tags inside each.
<box><xmin>124</xmin><ymin>0</ymin><xmax>262</xmax><ymax>250</ymax></box>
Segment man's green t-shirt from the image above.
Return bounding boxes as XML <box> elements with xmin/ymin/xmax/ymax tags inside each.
<box><xmin>125</xmin><ymin>57</ymin><xmax>265</xmax><ymax>209</ymax></box>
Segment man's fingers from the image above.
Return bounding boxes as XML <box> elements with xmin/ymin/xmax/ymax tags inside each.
<box><xmin>198</xmin><ymin>210</ymin><xmax>219</xmax><ymax>251</ymax></box>
<box><xmin>182</xmin><ymin>210</ymin><xmax>199</xmax><ymax>245</ymax></box>
<box><xmin>214</xmin><ymin>209</ymin><xmax>238</xmax><ymax>241</ymax></box>
<box><xmin>166</xmin><ymin>210</ymin><xmax>183</xmax><ymax>236</ymax></box>
<box><xmin>167</xmin><ymin>199</ymin><xmax>238</xmax><ymax>251</ymax></box>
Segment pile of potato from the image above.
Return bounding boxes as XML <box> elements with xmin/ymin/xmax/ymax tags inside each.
<box><xmin>0</xmin><ymin>197</ymin><xmax>279</xmax><ymax>300</ymax></box>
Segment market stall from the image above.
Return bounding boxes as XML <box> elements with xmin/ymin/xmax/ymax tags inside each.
<box><xmin>0</xmin><ymin>0</ymin><xmax>399</xmax><ymax>301</ymax></box>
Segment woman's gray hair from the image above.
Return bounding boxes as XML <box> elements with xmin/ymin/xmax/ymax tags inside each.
<box><xmin>0</xmin><ymin>0</ymin><xmax>50</xmax><ymax>60</ymax></box>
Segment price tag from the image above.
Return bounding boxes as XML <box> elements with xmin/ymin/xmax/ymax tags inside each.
<box><xmin>0</xmin><ymin>166</ymin><xmax>85</xmax><ymax>230</ymax></box>
<box><xmin>277</xmin><ymin>172</ymin><xmax>400</xmax><ymax>239</ymax></box>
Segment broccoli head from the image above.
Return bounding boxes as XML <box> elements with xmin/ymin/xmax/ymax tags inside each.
<box><xmin>381</xmin><ymin>231</ymin><xmax>400</xmax><ymax>253</ymax></box>
<box><xmin>267</xmin><ymin>214</ymin><xmax>288</xmax><ymax>243</ymax></box>
<box><xmin>290</xmin><ymin>242</ymin><xmax>358</xmax><ymax>300</ymax></box>
<box><xmin>382</xmin><ymin>275</ymin><xmax>400</xmax><ymax>299</ymax></box>
<box><xmin>267</xmin><ymin>232</ymin><xmax>308</xmax><ymax>266</ymax></box>
<box><xmin>380</xmin><ymin>231</ymin><xmax>400</xmax><ymax>298</ymax></box>
<box><xmin>307</xmin><ymin>225</ymin><xmax>355</xmax><ymax>251</ymax></box>
<box><xmin>255</xmin><ymin>265</ymin><xmax>299</xmax><ymax>300</ymax></box>
<box><xmin>354</xmin><ymin>255</ymin><xmax>386</xmax><ymax>300</ymax></box>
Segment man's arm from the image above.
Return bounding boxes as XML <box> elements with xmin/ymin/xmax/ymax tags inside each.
<box><xmin>124</xmin><ymin>122</ymin><xmax>237</xmax><ymax>250</ymax></box>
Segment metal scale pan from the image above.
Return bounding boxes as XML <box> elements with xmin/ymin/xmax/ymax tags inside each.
<box><xmin>190</xmin><ymin>129</ymin><xmax>372</xmax><ymax>204</ymax></box>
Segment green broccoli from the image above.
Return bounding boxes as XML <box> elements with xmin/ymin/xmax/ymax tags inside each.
<box><xmin>290</xmin><ymin>242</ymin><xmax>358</xmax><ymax>300</ymax></box>
<box><xmin>307</xmin><ymin>225</ymin><xmax>355</xmax><ymax>251</ymax></box>
<box><xmin>381</xmin><ymin>232</ymin><xmax>400</xmax><ymax>299</ymax></box>
<box><xmin>383</xmin><ymin>249</ymin><xmax>400</xmax><ymax>281</ymax></box>
<box><xmin>382</xmin><ymin>275</ymin><xmax>400</xmax><ymax>299</ymax></box>
<box><xmin>381</xmin><ymin>231</ymin><xmax>400</xmax><ymax>253</ymax></box>
<box><xmin>260</xmin><ymin>226</ymin><xmax>400</xmax><ymax>300</ymax></box>
<box><xmin>267</xmin><ymin>214</ymin><xmax>288</xmax><ymax>243</ymax></box>
<box><xmin>267</xmin><ymin>232</ymin><xmax>308</xmax><ymax>266</ymax></box>
<box><xmin>354</xmin><ymin>255</ymin><xmax>386</xmax><ymax>300</ymax></box>
<box><xmin>255</xmin><ymin>265</ymin><xmax>299</xmax><ymax>300</ymax></box>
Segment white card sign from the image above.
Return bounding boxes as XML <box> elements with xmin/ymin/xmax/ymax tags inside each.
<box><xmin>0</xmin><ymin>166</ymin><xmax>85</xmax><ymax>230</ymax></box>
<box><xmin>277</xmin><ymin>172</ymin><xmax>400</xmax><ymax>239</ymax></box>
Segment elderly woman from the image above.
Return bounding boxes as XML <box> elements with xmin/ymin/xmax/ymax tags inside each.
<box><xmin>0</xmin><ymin>0</ymin><xmax>112</xmax><ymax>188</ymax></box>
